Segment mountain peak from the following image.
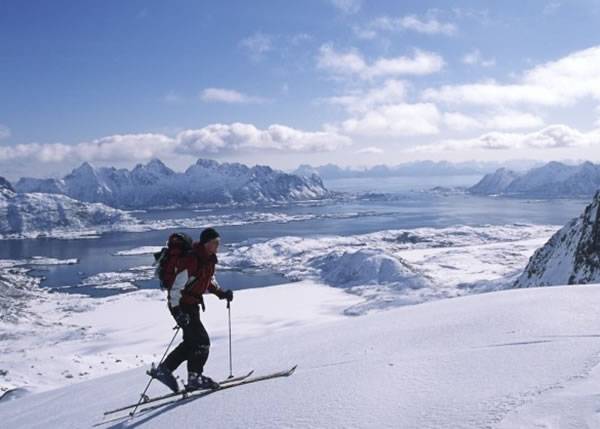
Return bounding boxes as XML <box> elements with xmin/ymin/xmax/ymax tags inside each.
<box><xmin>133</xmin><ymin>158</ymin><xmax>174</xmax><ymax>176</ymax></box>
<box><xmin>71</xmin><ymin>162</ymin><xmax>97</xmax><ymax>176</ymax></box>
<box><xmin>195</xmin><ymin>158</ymin><xmax>220</xmax><ymax>169</ymax></box>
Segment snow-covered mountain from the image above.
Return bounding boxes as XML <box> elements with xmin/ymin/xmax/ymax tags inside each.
<box><xmin>0</xmin><ymin>185</ymin><xmax>137</xmax><ymax>238</ymax></box>
<box><xmin>469</xmin><ymin>161</ymin><xmax>600</xmax><ymax>197</ymax></box>
<box><xmin>295</xmin><ymin>160</ymin><xmax>539</xmax><ymax>180</ymax></box>
<box><xmin>16</xmin><ymin>159</ymin><xmax>331</xmax><ymax>208</ymax></box>
<box><xmin>514</xmin><ymin>191</ymin><xmax>600</xmax><ymax>287</ymax></box>
<box><xmin>468</xmin><ymin>168</ymin><xmax>521</xmax><ymax>195</ymax></box>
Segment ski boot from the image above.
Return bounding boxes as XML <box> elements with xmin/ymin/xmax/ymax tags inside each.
<box><xmin>185</xmin><ymin>372</ymin><xmax>220</xmax><ymax>392</ymax></box>
<box><xmin>147</xmin><ymin>363</ymin><xmax>179</xmax><ymax>393</ymax></box>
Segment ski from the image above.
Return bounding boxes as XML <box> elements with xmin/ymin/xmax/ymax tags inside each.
<box><xmin>124</xmin><ymin>365</ymin><xmax>297</xmax><ymax>418</ymax></box>
<box><xmin>103</xmin><ymin>369</ymin><xmax>254</xmax><ymax>417</ymax></box>
<box><xmin>102</xmin><ymin>366</ymin><xmax>296</xmax><ymax>420</ymax></box>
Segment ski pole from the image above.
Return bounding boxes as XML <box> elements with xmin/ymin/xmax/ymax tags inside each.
<box><xmin>130</xmin><ymin>326</ymin><xmax>180</xmax><ymax>417</ymax></box>
<box><xmin>227</xmin><ymin>300</ymin><xmax>233</xmax><ymax>379</ymax></box>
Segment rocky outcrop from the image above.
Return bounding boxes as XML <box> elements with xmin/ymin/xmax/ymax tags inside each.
<box><xmin>514</xmin><ymin>191</ymin><xmax>600</xmax><ymax>287</ymax></box>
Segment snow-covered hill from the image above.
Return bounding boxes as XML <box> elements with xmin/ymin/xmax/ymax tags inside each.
<box><xmin>3</xmin><ymin>284</ymin><xmax>600</xmax><ymax>428</ymax></box>
<box><xmin>514</xmin><ymin>190</ymin><xmax>600</xmax><ymax>287</ymax></box>
<box><xmin>468</xmin><ymin>161</ymin><xmax>600</xmax><ymax>198</ymax></box>
<box><xmin>0</xmin><ymin>185</ymin><xmax>138</xmax><ymax>238</ymax></box>
<box><xmin>16</xmin><ymin>159</ymin><xmax>331</xmax><ymax>208</ymax></box>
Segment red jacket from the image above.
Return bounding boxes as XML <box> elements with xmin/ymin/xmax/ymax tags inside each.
<box><xmin>168</xmin><ymin>242</ymin><xmax>221</xmax><ymax>307</ymax></box>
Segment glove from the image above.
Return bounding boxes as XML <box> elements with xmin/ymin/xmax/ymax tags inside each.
<box><xmin>216</xmin><ymin>289</ymin><xmax>233</xmax><ymax>302</ymax></box>
<box><xmin>172</xmin><ymin>306</ymin><xmax>190</xmax><ymax>327</ymax></box>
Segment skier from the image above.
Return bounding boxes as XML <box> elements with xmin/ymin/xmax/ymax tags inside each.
<box><xmin>149</xmin><ymin>227</ymin><xmax>234</xmax><ymax>392</ymax></box>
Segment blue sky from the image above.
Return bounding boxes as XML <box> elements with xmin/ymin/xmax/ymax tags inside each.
<box><xmin>1</xmin><ymin>0</ymin><xmax>600</xmax><ymax>179</ymax></box>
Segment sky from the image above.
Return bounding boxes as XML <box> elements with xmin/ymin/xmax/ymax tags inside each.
<box><xmin>1</xmin><ymin>0</ymin><xmax>600</xmax><ymax>179</ymax></box>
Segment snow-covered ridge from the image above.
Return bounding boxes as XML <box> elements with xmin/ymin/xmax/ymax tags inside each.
<box><xmin>0</xmin><ymin>188</ymin><xmax>139</xmax><ymax>238</ymax></box>
<box><xmin>16</xmin><ymin>158</ymin><xmax>331</xmax><ymax>208</ymax></box>
<box><xmin>515</xmin><ymin>190</ymin><xmax>600</xmax><ymax>287</ymax></box>
<box><xmin>468</xmin><ymin>161</ymin><xmax>600</xmax><ymax>198</ymax></box>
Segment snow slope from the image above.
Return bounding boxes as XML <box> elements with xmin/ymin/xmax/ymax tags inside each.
<box><xmin>16</xmin><ymin>159</ymin><xmax>331</xmax><ymax>208</ymax></box>
<box><xmin>515</xmin><ymin>191</ymin><xmax>600</xmax><ymax>287</ymax></box>
<box><xmin>3</xmin><ymin>285</ymin><xmax>600</xmax><ymax>428</ymax></box>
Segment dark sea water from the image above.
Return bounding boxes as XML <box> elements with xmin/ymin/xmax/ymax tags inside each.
<box><xmin>0</xmin><ymin>176</ymin><xmax>589</xmax><ymax>297</ymax></box>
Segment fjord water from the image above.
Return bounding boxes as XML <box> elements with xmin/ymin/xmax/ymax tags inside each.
<box><xmin>0</xmin><ymin>176</ymin><xmax>589</xmax><ymax>296</ymax></box>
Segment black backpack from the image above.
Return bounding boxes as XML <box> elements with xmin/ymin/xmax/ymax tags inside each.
<box><xmin>153</xmin><ymin>232</ymin><xmax>194</xmax><ymax>290</ymax></box>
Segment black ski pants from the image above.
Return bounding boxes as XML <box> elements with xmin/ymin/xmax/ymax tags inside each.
<box><xmin>163</xmin><ymin>303</ymin><xmax>210</xmax><ymax>374</ymax></box>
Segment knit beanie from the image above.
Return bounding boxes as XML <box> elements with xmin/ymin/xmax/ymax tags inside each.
<box><xmin>199</xmin><ymin>227</ymin><xmax>220</xmax><ymax>244</ymax></box>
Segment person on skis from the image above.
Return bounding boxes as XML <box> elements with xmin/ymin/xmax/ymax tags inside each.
<box><xmin>149</xmin><ymin>227</ymin><xmax>233</xmax><ymax>392</ymax></box>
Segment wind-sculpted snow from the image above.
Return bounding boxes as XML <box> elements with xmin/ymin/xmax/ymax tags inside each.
<box><xmin>515</xmin><ymin>190</ymin><xmax>600</xmax><ymax>287</ymax></box>
<box><xmin>16</xmin><ymin>158</ymin><xmax>332</xmax><ymax>208</ymax></box>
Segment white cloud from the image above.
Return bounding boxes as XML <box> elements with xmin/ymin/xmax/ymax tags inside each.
<box><xmin>443</xmin><ymin>110</ymin><xmax>545</xmax><ymax>131</ymax></box>
<box><xmin>355</xmin><ymin>146</ymin><xmax>384</xmax><ymax>154</ymax></box>
<box><xmin>317</xmin><ymin>44</ymin><xmax>444</xmax><ymax>79</ymax></box>
<box><xmin>338</xmin><ymin>102</ymin><xmax>441</xmax><ymax>137</ymax></box>
<box><xmin>0</xmin><ymin>124</ymin><xmax>11</xmax><ymax>140</ymax></box>
<box><xmin>442</xmin><ymin>112</ymin><xmax>482</xmax><ymax>131</ymax></box>
<box><xmin>75</xmin><ymin>134</ymin><xmax>177</xmax><ymax>162</ymax></box>
<box><xmin>414</xmin><ymin>124</ymin><xmax>600</xmax><ymax>152</ymax></box>
<box><xmin>178</xmin><ymin>123</ymin><xmax>350</xmax><ymax>154</ymax></box>
<box><xmin>239</xmin><ymin>32</ymin><xmax>273</xmax><ymax>61</ymax></box>
<box><xmin>462</xmin><ymin>49</ymin><xmax>495</xmax><ymax>67</ymax></box>
<box><xmin>0</xmin><ymin>124</ymin><xmax>351</xmax><ymax>166</ymax></box>
<box><xmin>423</xmin><ymin>81</ymin><xmax>560</xmax><ymax>106</ymax></box>
<box><xmin>371</xmin><ymin>15</ymin><xmax>457</xmax><ymax>35</ymax></box>
<box><xmin>424</xmin><ymin>45</ymin><xmax>600</xmax><ymax>107</ymax></box>
<box><xmin>354</xmin><ymin>12</ymin><xmax>457</xmax><ymax>39</ymax></box>
<box><xmin>329</xmin><ymin>0</ymin><xmax>362</xmax><ymax>14</ymax></box>
<box><xmin>322</xmin><ymin>79</ymin><xmax>408</xmax><ymax>113</ymax></box>
<box><xmin>317</xmin><ymin>44</ymin><xmax>366</xmax><ymax>75</ymax></box>
<box><xmin>200</xmin><ymin>88</ymin><xmax>268</xmax><ymax>104</ymax></box>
